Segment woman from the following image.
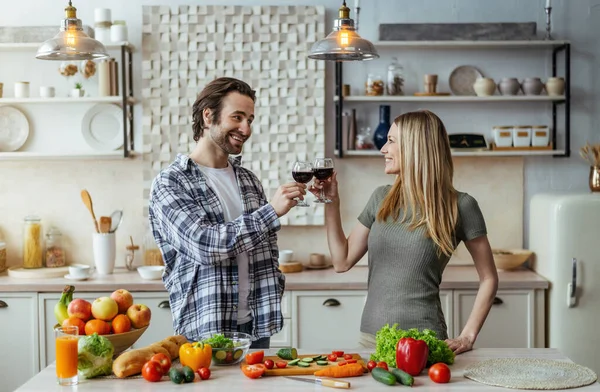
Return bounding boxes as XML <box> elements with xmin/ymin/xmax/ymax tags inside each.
<box><xmin>310</xmin><ymin>110</ymin><xmax>498</xmax><ymax>355</ymax></box>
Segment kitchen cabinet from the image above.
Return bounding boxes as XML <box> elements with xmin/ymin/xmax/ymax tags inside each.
<box><xmin>270</xmin><ymin>292</ymin><xmax>292</xmax><ymax>348</ymax></box>
<box><xmin>453</xmin><ymin>289</ymin><xmax>538</xmax><ymax>348</ymax></box>
<box><xmin>292</xmin><ymin>290</ymin><xmax>368</xmax><ymax>349</ymax></box>
<box><xmin>439</xmin><ymin>289</ymin><xmax>453</xmax><ymax>338</ymax></box>
<box><xmin>333</xmin><ymin>40</ymin><xmax>571</xmax><ymax>158</ymax></box>
<box><xmin>0</xmin><ymin>292</ymin><xmax>39</xmax><ymax>392</ymax></box>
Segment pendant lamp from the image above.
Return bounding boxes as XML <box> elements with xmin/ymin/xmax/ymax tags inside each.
<box><xmin>308</xmin><ymin>1</ymin><xmax>379</xmax><ymax>61</ymax></box>
<box><xmin>36</xmin><ymin>1</ymin><xmax>109</xmax><ymax>61</ymax></box>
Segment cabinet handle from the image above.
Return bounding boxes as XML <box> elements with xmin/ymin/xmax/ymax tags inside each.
<box><xmin>322</xmin><ymin>298</ymin><xmax>341</xmax><ymax>307</ymax></box>
<box><xmin>492</xmin><ymin>297</ymin><xmax>503</xmax><ymax>305</ymax></box>
<box><xmin>158</xmin><ymin>300</ymin><xmax>170</xmax><ymax>309</ymax></box>
<box><xmin>0</xmin><ymin>300</ymin><xmax>7</xmax><ymax>308</ymax></box>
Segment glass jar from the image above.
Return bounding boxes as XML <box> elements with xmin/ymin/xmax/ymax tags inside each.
<box><xmin>356</xmin><ymin>127</ymin><xmax>375</xmax><ymax>150</ymax></box>
<box><xmin>0</xmin><ymin>241</ymin><xmax>6</xmax><ymax>273</ymax></box>
<box><xmin>386</xmin><ymin>57</ymin><xmax>404</xmax><ymax>96</ymax></box>
<box><xmin>143</xmin><ymin>230</ymin><xmax>164</xmax><ymax>266</ymax></box>
<box><xmin>45</xmin><ymin>227</ymin><xmax>66</xmax><ymax>268</ymax></box>
<box><xmin>365</xmin><ymin>73</ymin><xmax>384</xmax><ymax>96</ymax></box>
<box><xmin>23</xmin><ymin>216</ymin><xmax>43</xmax><ymax>269</ymax></box>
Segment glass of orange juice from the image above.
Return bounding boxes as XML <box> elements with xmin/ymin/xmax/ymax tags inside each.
<box><xmin>54</xmin><ymin>326</ymin><xmax>79</xmax><ymax>386</ymax></box>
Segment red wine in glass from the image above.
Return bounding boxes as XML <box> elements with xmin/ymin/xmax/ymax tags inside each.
<box><xmin>292</xmin><ymin>161</ymin><xmax>313</xmax><ymax>207</ymax></box>
<box><xmin>313</xmin><ymin>158</ymin><xmax>334</xmax><ymax>203</ymax></box>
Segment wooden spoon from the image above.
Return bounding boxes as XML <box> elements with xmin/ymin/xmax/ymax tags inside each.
<box><xmin>80</xmin><ymin>189</ymin><xmax>100</xmax><ymax>233</ymax></box>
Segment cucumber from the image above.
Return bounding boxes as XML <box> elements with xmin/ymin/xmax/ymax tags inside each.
<box><xmin>297</xmin><ymin>361</ymin><xmax>310</xmax><ymax>367</ymax></box>
<box><xmin>288</xmin><ymin>359</ymin><xmax>300</xmax><ymax>366</ymax></box>
<box><xmin>277</xmin><ymin>348</ymin><xmax>298</xmax><ymax>360</ymax></box>
<box><xmin>371</xmin><ymin>367</ymin><xmax>397</xmax><ymax>386</ymax></box>
<box><xmin>301</xmin><ymin>357</ymin><xmax>314</xmax><ymax>363</ymax></box>
<box><xmin>390</xmin><ymin>368</ymin><xmax>414</xmax><ymax>386</ymax></box>
<box><xmin>316</xmin><ymin>360</ymin><xmax>329</xmax><ymax>366</ymax></box>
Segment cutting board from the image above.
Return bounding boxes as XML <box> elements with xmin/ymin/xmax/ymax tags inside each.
<box><xmin>240</xmin><ymin>353</ymin><xmax>368</xmax><ymax>376</ymax></box>
<box><xmin>7</xmin><ymin>265</ymin><xmax>70</xmax><ymax>278</ymax></box>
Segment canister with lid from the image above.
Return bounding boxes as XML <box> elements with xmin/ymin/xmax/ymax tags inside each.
<box><xmin>0</xmin><ymin>241</ymin><xmax>6</xmax><ymax>273</ymax></box>
<box><xmin>23</xmin><ymin>216</ymin><xmax>43</xmax><ymax>269</ymax></box>
<box><xmin>45</xmin><ymin>227</ymin><xmax>66</xmax><ymax>268</ymax></box>
<box><xmin>513</xmin><ymin>126</ymin><xmax>532</xmax><ymax>147</ymax></box>
<box><xmin>493</xmin><ymin>126</ymin><xmax>513</xmax><ymax>148</ymax></box>
<box><xmin>531</xmin><ymin>125</ymin><xmax>550</xmax><ymax>147</ymax></box>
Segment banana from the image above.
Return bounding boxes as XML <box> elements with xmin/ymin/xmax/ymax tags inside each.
<box><xmin>54</xmin><ymin>285</ymin><xmax>75</xmax><ymax>324</ymax></box>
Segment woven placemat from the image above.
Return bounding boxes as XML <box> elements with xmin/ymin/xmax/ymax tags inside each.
<box><xmin>464</xmin><ymin>358</ymin><xmax>598</xmax><ymax>390</ymax></box>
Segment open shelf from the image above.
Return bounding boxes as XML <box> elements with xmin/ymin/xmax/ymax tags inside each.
<box><xmin>373</xmin><ymin>40</ymin><xmax>570</xmax><ymax>49</ymax></box>
<box><xmin>335</xmin><ymin>95</ymin><xmax>565</xmax><ymax>103</ymax></box>
<box><xmin>0</xmin><ymin>42</ymin><xmax>135</xmax><ymax>51</ymax></box>
<box><xmin>0</xmin><ymin>151</ymin><xmax>139</xmax><ymax>161</ymax></box>
<box><xmin>0</xmin><ymin>97</ymin><xmax>136</xmax><ymax>104</ymax></box>
<box><xmin>337</xmin><ymin>149</ymin><xmax>565</xmax><ymax>157</ymax></box>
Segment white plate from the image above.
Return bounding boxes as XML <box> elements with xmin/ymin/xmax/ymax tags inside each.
<box><xmin>0</xmin><ymin>105</ymin><xmax>30</xmax><ymax>152</ymax></box>
<box><xmin>449</xmin><ymin>65</ymin><xmax>483</xmax><ymax>96</ymax></box>
<box><xmin>64</xmin><ymin>274</ymin><xmax>90</xmax><ymax>281</ymax></box>
<box><xmin>81</xmin><ymin>103</ymin><xmax>124</xmax><ymax>150</ymax></box>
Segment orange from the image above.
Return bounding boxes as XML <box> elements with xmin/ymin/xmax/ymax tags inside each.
<box><xmin>62</xmin><ymin>316</ymin><xmax>86</xmax><ymax>335</ymax></box>
<box><xmin>84</xmin><ymin>319</ymin><xmax>111</xmax><ymax>335</ymax></box>
<box><xmin>111</xmin><ymin>314</ymin><xmax>131</xmax><ymax>334</ymax></box>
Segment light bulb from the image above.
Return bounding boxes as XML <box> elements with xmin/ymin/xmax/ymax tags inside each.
<box><xmin>65</xmin><ymin>29</ymin><xmax>77</xmax><ymax>47</ymax></box>
<box><xmin>339</xmin><ymin>31</ymin><xmax>349</xmax><ymax>47</ymax></box>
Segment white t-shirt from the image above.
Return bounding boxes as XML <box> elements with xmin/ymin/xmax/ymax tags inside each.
<box><xmin>196</xmin><ymin>163</ymin><xmax>252</xmax><ymax>324</ymax></box>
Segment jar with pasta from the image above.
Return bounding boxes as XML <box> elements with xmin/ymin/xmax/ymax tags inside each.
<box><xmin>143</xmin><ymin>229</ymin><xmax>164</xmax><ymax>266</ymax></box>
<box><xmin>23</xmin><ymin>216</ymin><xmax>43</xmax><ymax>269</ymax></box>
<box><xmin>45</xmin><ymin>226</ymin><xmax>66</xmax><ymax>268</ymax></box>
<box><xmin>0</xmin><ymin>241</ymin><xmax>6</xmax><ymax>273</ymax></box>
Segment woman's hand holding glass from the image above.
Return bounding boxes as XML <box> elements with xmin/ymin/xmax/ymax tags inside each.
<box><xmin>309</xmin><ymin>170</ymin><xmax>339</xmax><ymax>204</ymax></box>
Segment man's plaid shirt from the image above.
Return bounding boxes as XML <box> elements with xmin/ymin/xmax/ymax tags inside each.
<box><xmin>149</xmin><ymin>153</ymin><xmax>285</xmax><ymax>341</ymax></box>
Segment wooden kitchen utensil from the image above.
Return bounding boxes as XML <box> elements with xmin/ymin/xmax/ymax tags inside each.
<box><xmin>80</xmin><ymin>189</ymin><xmax>100</xmax><ymax>233</ymax></box>
<box><xmin>279</xmin><ymin>262</ymin><xmax>304</xmax><ymax>274</ymax></box>
<box><xmin>99</xmin><ymin>216</ymin><xmax>112</xmax><ymax>233</ymax></box>
<box><xmin>241</xmin><ymin>353</ymin><xmax>367</xmax><ymax>377</ymax></box>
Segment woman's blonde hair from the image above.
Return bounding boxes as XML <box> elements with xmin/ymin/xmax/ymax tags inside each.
<box><xmin>376</xmin><ymin>110</ymin><xmax>458</xmax><ymax>256</ymax></box>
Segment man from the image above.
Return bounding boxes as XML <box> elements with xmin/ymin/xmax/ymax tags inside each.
<box><xmin>149</xmin><ymin>77</ymin><xmax>306</xmax><ymax>348</ymax></box>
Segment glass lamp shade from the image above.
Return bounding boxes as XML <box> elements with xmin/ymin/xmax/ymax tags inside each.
<box><xmin>36</xmin><ymin>2</ymin><xmax>109</xmax><ymax>61</ymax></box>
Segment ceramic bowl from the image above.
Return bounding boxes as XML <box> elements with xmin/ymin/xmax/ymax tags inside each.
<box><xmin>103</xmin><ymin>325</ymin><xmax>149</xmax><ymax>356</ymax></box>
<box><xmin>198</xmin><ymin>332</ymin><xmax>251</xmax><ymax>366</ymax></box>
<box><xmin>492</xmin><ymin>249</ymin><xmax>533</xmax><ymax>270</ymax></box>
<box><xmin>137</xmin><ymin>265</ymin><xmax>165</xmax><ymax>280</ymax></box>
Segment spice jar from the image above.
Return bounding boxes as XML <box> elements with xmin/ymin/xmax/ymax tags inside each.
<box><xmin>0</xmin><ymin>241</ymin><xmax>6</xmax><ymax>273</ymax></box>
<box><xmin>45</xmin><ymin>227</ymin><xmax>66</xmax><ymax>268</ymax></box>
<box><xmin>143</xmin><ymin>230</ymin><xmax>164</xmax><ymax>266</ymax></box>
<box><xmin>386</xmin><ymin>57</ymin><xmax>404</xmax><ymax>96</ymax></box>
<box><xmin>365</xmin><ymin>74</ymin><xmax>384</xmax><ymax>96</ymax></box>
<box><xmin>23</xmin><ymin>216</ymin><xmax>43</xmax><ymax>269</ymax></box>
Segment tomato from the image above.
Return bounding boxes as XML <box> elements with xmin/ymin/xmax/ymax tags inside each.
<box><xmin>327</xmin><ymin>354</ymin><xmax>338</xmax><ymax>362</ymax></box>
<box><xmin>245</xmin><ymin>350</ymin><xmax>265</xmax><ymax>365</ymax></box>
<box><xmin>275</xmin><ymin>361</ymin><xmax>287</xmax><ymax>369</ymax></box>
<box><xmin>150</xmin><ymin>353</ymin><xmax>171</xmax><ymax>374</ymax></box>
<box><xmin>241</xmin><ymin>364</ymin><xmax>266</xmax><ymax>379</ymax></box>
<box><xmin>367</xmin><ymin>360</ymin><xmax>377</xmax><ymax>371</ymax></box>
<box><xmin>343</xmin><ymin>354</ymin><xmax>353</xmax><ymax>360</ymax></box>
<box><xmin>264</xmin><ymin>359</ymin><xmax>275</xmax><ymax>369</ymax></box>
<box><xmin>346</xmin><ymin>359</ymin><xmax>357</xmax><ymax>364</ymax></box>
<box><xmin>429</xmin><ymin>363</ymin><xmax>451</xmax><ymax>384</ymax></box>
<box><xmin>332</xmin><ymin>350</ymin><xmax>344</xmax><ymax>357</ymax></box>
<box><xmin>142</xmin><ymin>360</ymin><xmax>163</xmax><ymax>382</ymax></box>
<box><xmin>338</xmin><ymin>361</ymin><xmax>347</xmax><ymax>366</ymax></box>
<box><xmin>197</xmin><ymin>367</ymin><xmax>211</xmax><ymax>380</ymax></box>
<box><xmin>376</xmin><ymin>361</ymin><xmax>389</xmax><ymax>371</ymax></box>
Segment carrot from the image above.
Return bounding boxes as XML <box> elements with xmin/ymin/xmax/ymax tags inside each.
<box><xmin>314</xmin><ymin>363</ymin><xmax>365</xmax><ymax>378</ymax></box>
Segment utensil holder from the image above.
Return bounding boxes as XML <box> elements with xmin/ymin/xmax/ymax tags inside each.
<box><xmin>92</xmin><ymin>232</ymin><xmax>116</xmax><ymax>274</ymax></box>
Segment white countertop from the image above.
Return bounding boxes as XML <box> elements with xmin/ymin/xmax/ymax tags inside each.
<box><xmin>15</xmin><ymin>348</ymin><xmax>598</xmax><ymax>391</ymax></box>
<box><xmin>0</xmin><ymin>265</ymin><xmax>549</xmax><ymax>293</ymax></box>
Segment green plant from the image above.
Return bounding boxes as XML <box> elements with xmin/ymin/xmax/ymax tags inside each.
<box><xmin>75</xmin><ymin>82</ymin><xmax>83</xmax><ymax>89</ymax></box>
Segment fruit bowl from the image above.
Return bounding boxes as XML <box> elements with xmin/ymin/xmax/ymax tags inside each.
<box><xmin>492</xmin><ymin>249</ymin><xmax>533</xmax><ymax>270</ymax></box>
<box><xmin>103</xmin><ymin>325</ymin><xmax>149</xmax><ymax>356</ymax></box>
<box><xmin>198</xmin><ymin>332</ymin><xmax>251</xmax><ymax>366</ymax></box>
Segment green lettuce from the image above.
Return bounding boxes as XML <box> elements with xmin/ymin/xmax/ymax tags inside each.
<box><xmin>370</xmin><ymin>324</ymin><xmax>455</xmax><ymax>367</ymax></box>
<box><xmin>77</xmin><ymin>333</ymin><xmax>114</xmax><ymax>379</ymax></box>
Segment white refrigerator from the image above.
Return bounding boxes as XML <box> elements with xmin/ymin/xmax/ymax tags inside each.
<box><xmin>529</xmin><ymin>192</ymin><xmax>600</xmax><ymax>374</ymax></box>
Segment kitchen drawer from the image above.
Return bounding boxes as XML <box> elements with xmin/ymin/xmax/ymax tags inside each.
<box><xmin>453</xmin><ymin>289</ymin><xmax>534</xmax><ymax>348</ymax></box>
<box><xmin>0</xmin><ymin>292</ymin><xmax>39</xmax><ymax>392</ymax></box>
<box><xmin>270</xmin><ymin>319</ymin><xmax>292</xmax><ymax>348</ymax></box>
<box><xmin>292</xmin><ymin>290</ymin><xmax>367</xmax><ymax>350</ymax></box>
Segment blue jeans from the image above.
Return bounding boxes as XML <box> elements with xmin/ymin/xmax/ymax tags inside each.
<box><xmin>237</xmin><ymin>321</ymin><xmax>270</xmax><ymax>349</ymax></box>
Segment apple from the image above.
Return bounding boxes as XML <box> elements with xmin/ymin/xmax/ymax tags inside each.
<box><xmin>91</xmin><ymin>296</ymin><xmax>119</xmax><ymax>321</ymax></box>
<box><xmin>127</xmin><ymin>304</ymin><xmax>151</xmax><ymax>329</ymax></box>
<box><xmin>110</xmin><ymin>289</ymin><xmax>134</xmax><ymax>314</ymax></box>
<box><xmin>67</xmin><ymin>298</ymin><xmax>92</xmax><ymax>321</ymax></box>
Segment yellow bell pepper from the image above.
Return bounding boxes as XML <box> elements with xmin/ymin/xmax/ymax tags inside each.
<box><xmin>179</xmin><ymin>341</ymin><xmax>212</xmax><ymax>371</ymax></box>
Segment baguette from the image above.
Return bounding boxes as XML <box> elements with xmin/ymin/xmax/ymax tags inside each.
<box><xmin>112</xmin><ymin>335</ymin><xmax>188</xmax><ymax>378</ymax></box>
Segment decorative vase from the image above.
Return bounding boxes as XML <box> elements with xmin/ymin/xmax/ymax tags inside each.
<box><xmin>473</xmin><ymin>77</ymin><xmax>496</xmax><ymax>96</ymax></box>
<box><xmin>497</xmin><ymin>78</ymin><xmax>520</xmax><ymax>95</ymax></box>
<box><xmin>589</xmin><ymin>167</ymin><xmax>600</xmax><ymax>192</ymax></box>
<box><xmin>521</xmin><ymin>77</ymin><xmax>544</xmax><ymax>95</ymax></box>
<box><xmin>373</xmin><ymin>105</ymin><xmax>391</xmax><ymax>150</ymax></box>
<box><xmin>71</xmin><ymin>89</ymin><xmax>85</xmax><ymax>97</ymax></box>
<box><xmin>545</xmin><ymin>77</ymin><xmax>565</xmax><ymax>96</ymax></box>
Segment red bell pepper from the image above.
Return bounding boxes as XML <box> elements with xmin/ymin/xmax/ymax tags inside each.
<box><xmin>396</xmin><ymin>337</ymin><xmax>429</xmax><ymax>376</ymax></box>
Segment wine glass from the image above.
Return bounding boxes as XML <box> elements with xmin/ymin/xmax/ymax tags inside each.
<box><xmin>313</xmin><ymin>158</ymin><xmax>334</xmax><ymax>203</ymax></box>
<box><xmin>292</xmin><ymin>161</ymin><xmax>314</xmax><ymax>207</ymax></box>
